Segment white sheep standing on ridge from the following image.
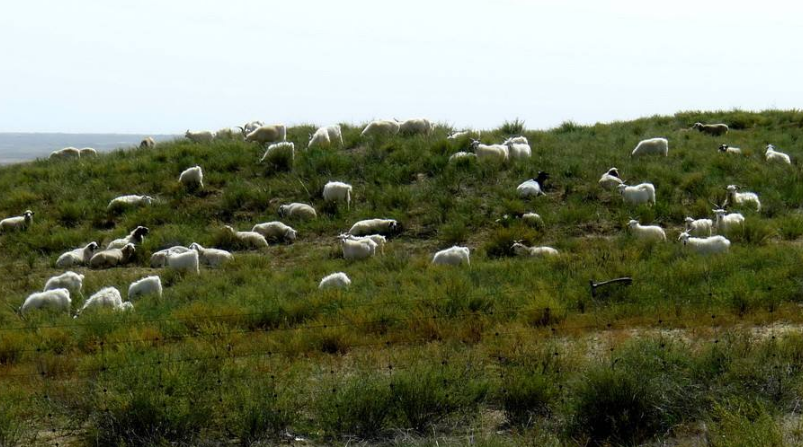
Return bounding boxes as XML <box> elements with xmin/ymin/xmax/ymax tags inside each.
<box><xmin>338</xmin><ymin>235</ymin><xmax>377</xmax><ymax>260</ymax></box>
<box><xmin>278</xmin><ymin>203</ymin><xmax>317</xmax><ymax>220</ymax></box>
<box><xmin>309</xmin><ymin>125</ymin><xmax>344</xmax><ymax>148</ymax></box>
<box><xmin>503</xmin><ymin>136</ymin><xmax>531</xmax><ymax>159</ymax></box>
<box><xmin>617</xmin><ymin>183</ymin><xmax>656</xmax><ymax>206</ymax></box>
<box><xmin>511</xmin><ymin>242</ymin><xmax>559</xmax><ymax>257</ymax></box>
<box><xmin>631</xmin><ymin>138</ymin><xmax>668</xmax><ymax>157</ymax></box>
<box><xmin>107</xmin><ymin>195</ymin><xmax>154</xmax><ymax>212</ymax></box>
<box><xmin>399</xmin><ymin>118</ymin><xmax>433</xmax><ymax>135</ymax></box>
<box><xmin>432</xmin><ymin>246</ymin><xmax>470</xmax><ymax>266</ymax></box>
<box><xmin>725</xmin><ymin>185</ymin><xmax>760</xmax><ymax>212</ymax></box>
<box><xmin>185</xmin><ymin>130</ymin><xmax>215</xmax><ymax>143</ymax></box>
<box><xmin>179</xmin><ymin>165</ymin><xmax>204</xmax><ymax>189</ymax></box>
<box><xmin>765</xmin><ymin>144</ymin><xmax>792</xmax><ymax>165</ymax></box>
<box><xmin>50</xmin><ymin>147</ymin><xmax>81</xmax><ymax>159</ymax></box>
<box><xmin>718</xmin><ymin>144</ymin><xmax>742</xmax><ymax>155</ymax></box>
<box><xmin>56</xmin><ymin>242</ymin><xmax>99</xmax><ymax>268</ymax></box>
<box><xmin>244</xmin><ymin>124</ymin><xmax>287</xmax><ymax>145</ymax></box>
<box><xmin>361</xmin><ymin>119</ymin><xmax>400</xmax><ymax>137</ymax></box>
<box><xmin>627</xmin><ymin>220</ymin><xmax>666</xmax><ymax>241</ymax></box>
<box><xmin>107</xmin><ymin>226</ymin><xmax>149</xmax><ymax>249</ymax></box>
<box><xmin>0</xmin><ymin>210</ymin><xmax>34</xmax><ymax>232</ymax></box>
<box><xmin>189</xmin><ymin>242</ymin><xmax>233</xmax><ymax>267</ymax></box>
<box><xmin>166</xmin><ymin>250</ymin><xmax>200</xmax><ymax>274</ymax></box>
<box><xmin>348</xmin><ymin>218</ymin><xmax>402</xmax><ymax>236</ymax></box>
<box><xmin>252</xmin><ymin>221</ymin><xmax>297</xmax><ymax>244</ymax></box>
<box><xmin>89</xmin><ymin>243</ymin><xmax>137</xmax><ymax>269</ymax></box>
<box><xmin>678</xmin><ymin>232</ymin><xmax>731</xmax><ymax>255</ymax></box>
<box><xmin>150</xmin><ymin>246</ymin><xmax>190</xmax><ymax>268</ymax></box>
<box><xmin>598</xmin><ymin>167</ymin><xmax>624</xmax><ymax>189</ymax></box>
<box><xmin>323</xmin><ymin>181</ymin><xmax>353</xmax><ymax>210</ymax></box>
<box><xmin>224</xmin><ymin>225</ymin><xmax>269</xmax><ymax>249</ymax></box>
<box><xmin>712</xmin><ymin>208</ymin><xmax>745</xmax><ymax>234</ymax></box>
<box><xmin>20</xmin><ymin>289</ymin><xmax>71</xmax><ymax>315</ymax></box>
<box><xmin>469</xmin><ymin>139</ymin><xmax>508</xmax><ymax>162</ymax></box>
<box><xmin>128</xmin><ymin>276</ymin><xmax>163</xmax><ymax>300</ymax></box>
<box><xmin>684</xmin><ymin>217</ymin><xmax>713</xmax><ymax>237</ymax></box>
<box><xmin>319</xmin><ymin>272</ymin><xmax>351</xmax><ymax>290</ymax></box>
<box><xmin>44</xmin><ymin>272</ymin><xmax>84</xmax><ymax>295</ymax></box>
<box><xmin>260</xmin><ymin>142</ymin><xmax>295</xmax><ymax>164</ymax></box>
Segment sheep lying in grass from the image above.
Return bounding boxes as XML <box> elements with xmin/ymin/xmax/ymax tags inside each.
<box><xmin>21</xmin><ymin>289</ymin><xmax>71</xmax><ymax>315</ymax></box>
<box><xmin>432</xmin><ymin>246</ymin><xmax>470</xmax><ymax>266</ymax></box>
<box><xmin>725</xmin><ymin>185</ymin><xmax>760</xmax><ymax>212</ymax></box>
<box><xmin>684</xmin><ymin>217</ymin><xmax>713</xmax><ymax>237</ymax></box>
<box><xmin>50</xmin><ymin>147</ymin><xmax>80</xmax><ymax>159</ymax></box>
<box><xmin>342</xmin><ymin>233</ymin><xmax>387</xmax><ymax>255</ymax></box>
<box><xmin>140</xmin><ymin>137</ymin><xmax>155</xmax><ymax>149</ymax></box>
<box><xmin>166</xmin><ymin>250</ymin><xmax>200</xmax><ymax>274</ymax></box>
<box><xmin>56</xmin><ymin>241</ymin><xmax>99</xmax><ymax>268</ymax></box>
<box><xmin>108</xmin><ymin>226</ymin><xmax>149</xmax><ymax>249</ymax></box>
<box><xmin>260</xmin><ymin>142</ymin><xmax>295</xmax><ymax>164</ymax></box>
<box><xmin>323</xmin><ymin>181</ymin><xmax>352</xmax><ymax>210</ymax></box>
<box><xmin>361</xmin><ymin>119</ymin><xmax>400</xmax><ymax>137</ymax></box>
<box><xmin>349</xmin><ymin>218</ymin><xmax>401</xmax><ymax>236</ymax></box>
<box><xmin>627</xmin><ymin>220</ymin><xmax>666</xmax><ymax>241</ymax></box>
<box><xmin>79</xmin><ymin>147</ymin><xmax>97</xmax><ymax>157</ymax></box>
<box><xmin>718</xmin><ymin>144</ymin><xmax>741</xmax><ymax>155</ymax></box>
<box><xmin>252</xmin><ymin>221</ymin><xmax>297</xmax><ymax>244</ymax></box>
<box><xmin>224</xmin><ymin>225</ymin><xmax>269</xmax><ymax>249</ymax></box>
<box><xmin>678</xmin><ymin>232</ymin><xmax>731</xmax><ymax>254</ymax></box>
<box><xmin>765</xmin><ymin>144</ymin><xmax>791</xmax><ymax>165</ymax></box>
<box><xmin>44</xmin><ymin>271</ymin><xmax>84</xmax><ymax>295</ymax></box>
<box><xmin>0</xmin><ymin>210</ymin><xmax>34</xmax><ymax>232</ymax></box>
<box><xmin>599</xmin><ymin>167</ymin><xmax>623</xmax><ymax>189</ymax></box>
<box><xmin>448</xmin><ymin>151</ymin><xmax>477</xmax><ymax>162</ymax></box>
<box><xmin>278</xmin><ymin>203</ymin><xmax>317</xmax><ymax>220</ymax></box>
<box><xmin>78</xmin><ymin>287</ymin><xmax>128</xmax><ymax>315</ymax></box>
<box><xmin>319</xmin><ymin>272</ymin><xmax>351</xmax><ymax>290</ymax></box>
<box><xmin>179</xmin><ymin>165</ymin><xmax>204</xmax><ymax>189</ymax></box>
<box><xmin>185</xmin><ymin>130</ymin><xmax>214</xmax><ymax>143</ymax></box>
<box><xmin>399</xmin><ymin>118</ymin><xmax>433</xmax><ymax>135</ymax></box>
<box><xmin>713</xmin><ymin>208</ymin><xmax>745</xmax><ymax>234</ymax></box>
<box><xmin>511</xmin><ymin>242</ymin><xmax>558</xmax><ymax>257</ymax></box>
<box><xmin>308</xmin><ymin>125</ymin><xmax>344</xmax><ymax>148</ymax></box>
<box><xmin>150</xmin><ymin>246</ymin><xmax>190</xmax><ymax>268</ymax></box>
<box><xmin>338</xmin><ymin>235</ymin><xmax>377</xmax><ymax>260</ymax></box>
<box><xmin>107</xmin><ymin>195</ymin><xmax>154</xmax><ymax>212</ymax></box>
<box><xmin>617</xmin><ymin>183</ymin><xmax>655</xmax><ymax>206</ymax></box>
<box><xmin>89</xmin><ymin>243</ymin><xmax>136</xmax><ymax>269</ymax></box>
<box><xmin>470</xmin><ymin>139</ymin><xmax>508</xmax><ymax>162</ymax></box>
<box><xmin>503</xmin><ymin>136</ymin><xmax>531</xmax><ymax>159</ymax></box>
<box><xmin>631</xmin><ymin>138</ymin><xmax>668</xmax><ymax>157</ymax></box>
<box><xmin>128</xmin><ymin>275</ymin><xmax>162</xmax><ymax>300</ymax></box>
<box><xmin>692</xmin><ymin>122</ymin><xmax>729</xmax><ymax>136</ymax></box>
<box><xmin>244</xmin><ymin>124</ymin><xmax>287</xmax><ymax>145</ymax></box>
<box><xmin>517</xmin><ymin>172</ymin><xmax>549</xmax><ymax>198</ymax></box>
<box><xmin>189</xmin><ymin>242</ymin><xmax>233</xmax><ymax>267</ymax></box>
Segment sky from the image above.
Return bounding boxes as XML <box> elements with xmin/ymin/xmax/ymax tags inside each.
<box><xmin>1</xmin><ymin>0</ymin><xmax>802</xmax><ymax>134</ymax></box>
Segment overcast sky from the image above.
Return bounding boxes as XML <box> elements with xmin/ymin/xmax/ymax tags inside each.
<box><xmin>1</xmin><ymin>0</ymin><xmax>801</xmax><ymax>134</ymax></box>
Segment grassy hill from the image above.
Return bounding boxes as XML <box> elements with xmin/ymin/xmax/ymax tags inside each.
<box><xmin>2</xmin><ymin>110</ymin><xmax>803</xmax><ymax>446</ymax></box>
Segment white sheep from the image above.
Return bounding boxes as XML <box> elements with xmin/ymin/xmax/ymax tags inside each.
<box><xmin>617</xmin><ymin>183</ymin><xmax>656</xmax><ymax>206</ymax></box>
<box><xmin>107</xmin><ymin>195</ymin><xmax>154</xmax><ymax>212</ymax></box>
<box><xmin>323</xmin><ymin>181</ymin><xmax>353</xmax><ymax>210</ymax></box>
<box><xmin>503</xmin><ymin>136</ymin><xmax>531</xmax><ymax>159</ymax></box>
<box><xmin>339</xmin><ymin>236</ymin><xmax>377</xmax><ymax>260</ymax></box>
<box><xmin>521</xmin><ymin>212</ymin><xmax>544</xmax><ymax>227</ymax></box>
<box><xmin>684</xmin><ymin>217</ymin><xmax>713</xmax><ymax>237</ymax></box>
<box><xmin>361</xmin><ymin>119</ymin><xmax>400</xmax><ymax>137</ymax></box>
<box><xmin>189</xmin><ymin>242</ymin><xmax>233</xmax><ymax>267</ymax></box>
<box><xmin>348</xmin><ymin>218</ymin><xmax>401</xmax><ymax>236</ymax></box>
<box><xmin>308</xmin><ymin>125</ymin><xmax>344</xmax><ymax>148</ymax></box>
<box><xmin>447</xmin><ymin>130</ymin><xmax>481</xmax><ymax>140</ymax></box>
<box><xmin>78</xmin><ymin>287</ymin><xmax>125</xmax><ymax>314</ymax></box>
<box><xmin>432</xmin><ymin>246</ymin><xmax>470</xmax><ymax>266</ymax></box>
<box><xmin>277</xmin><ymin>203</ymin><xmax>317</xmax><ymax>220</ymax></box>
<box><xmin>179</xmin><ymin>165</ymin><xmax>204</xmax><ymax>189</ymax></box>
<box><xmin>469</xmin><ymin>140</ymin><xmax>508</xmax><ymax>161</ymax></box>
<box><xmin>150</xmin><ymin>246</ymin><xmax>190</xmax><ymax>268</ymax></box>
<box><xmin>398</xmin><ymin>118</ymin><xmax>433</xmax><ymax>135</ymax></box>
<box><xmin>244</xmin><ymin>124</ymin><xmax>287</xmax><ymax>145</ymax></box>
<box><xmin>128</xmin><ymin>275</ymin><xmax>163</xmax><ymax>300</ymax></box>
<box><xmin>107</xmin><ymin>226</ymin><xmax>149</xmax><ymax>249</ymax></box>
<box><xmin>725</xmin><ymin>185</ymin><xmax>760</xmax><ymax>212</ymax></box>
<box><xmin>0</xmin><ymin>210</ymin><xmax>34</xmax><ymax>232</ymax></box>
<box><xmin>712</xmin><ymin>208</ymin><xmax>745</xmax><ymax>234</ymax></box>
<box><xmin>260</xmin><ymin>141</ymin><xmax>295</xmax><ymax>164</ymax></box>
<box><xmin>692</xmin><ymin>122</ymin><xmax>729</xmax><ymax>136</ymax></box>
<box><xmin>50</xmin><ymin>147</ymin><xmax>80</xmax><ymax>159</ymax></box>
<box><xmin>239</xmin><ymin>120</ymin><xmax>265</xmax><ymax>135</ymax></box>
<box><xmin>224</xmin><ymin>225</ymin><xmax>269</xmax><ymax>249</ymax></box>
<box><xmin>718</xmin><ymin>144</ymin><xmax>742</xmax><ymax>155</ymax></box>
<box><xmin>631</xmin><ymin>138</ymin><xmax>668</xmax><ymax>157</ymax></box>
<box><xmin>765</xmin><ymin>144</ymin><xmax>791</xmax><ymax>165</ymax></box>
<box><xmin>166</xmin><ymin>249</ymin><xmax>200</xmax><ymax>274</ymax></box>
<box><xmin>627</xmin><ymin>220</ymin><xmax>666</xmax><ymax>241</ymax></box>
<box><xmin>505</xmin><ymin>136</ymin><xmax>528</xmax><ymax>145</ymax></box>
<box><xmin>319</xmin><ymin>272</ymin><xmax>351</xmax><ymax>290</ymax></box>
<box><xmin>678</xmin><ymin>232</ymin><xmax>731</xmax><ymax>255</ymax></box>
<box><xmin>56</xmin><ymin>241</ymin><xmax>100</xmax><ymax>268</ymax></box>
<box><xmin>448</xmin><ymin>151</ymin><xmax>477</xmax><ymax>162</ymax></box>
<box><xmin>21</xmin><ymin>289</ymin><xmax>71</xmax><ymax>315</ymax></box>
<box><xmin>185</xmin><ymin>130</ymin><xmax>215</xmax><ymax>143</ymax></box>
<box><xmin>119</xmin><ymin>302</ymin><xmax>134</xmax><ymax>311</ymax></box>
<box><xmin>517</xmin><ymin>172</ymin><xmax>549</xmax><ymax>198</ymax></box>
<box><xmin>511</xmin><ymin>242</ymin><xmax>559</xmax><ymax>257</ymax></box>
<box><xmin>89</xmin><ymin>243</ymin><xmax>136</xmax><ymax>269</ymax></box>
<box><xmin>139</xmin><ymin>137</ymin><xmax>155</xmax><ymax>149</ymax></box>
<box><xmin>252</xmin><ymin>221</ymin><xmax>297</xmax><ymax>244</ymax></box>
<box><xmin>598</xmin><ymin>167</ymin><xmax>624</xmax><ymax>189</ymax></box>
<box><xmin>44</xmin><ymin>271</ymin><xmax>84</xmax><ymax>295</ymax></box>
<box><xmin>344</xmin><ymin>234</ymin><xmax>387</xmax><ymax>255</ymax></box>
<box><xmin>79</xmin><ymin>147</ymin><xmax>98</xmax><ymax>157</ymax></box>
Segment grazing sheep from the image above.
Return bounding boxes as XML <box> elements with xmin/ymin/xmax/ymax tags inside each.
<box><xmin>139</xmin><ymin>137</ymin><xmax>155</xmax><ymax>149</ymax></box>
<box><xmin>20</xmin><ymin>289</ymin><xmax>71</xmax><ymax>315</ymax></box>
<box><xmin>308</xmin><ymin>125</ymin><xmax>344</xmax><ymax>148</ymax></box>
<box><xmin>361</xmin><ymin>119</ymin><xmax>400</xmax><ymax>137</ymax></box>
<box><xmin>185</xmin><ymin>130</ymin><xmax>215</xmax><ymax>143</ymax></box>
<box><xmin>107</xmin><ymin>194</ymin><xmax>154</xmax><ymax>212</ymax></box>
<box><xmin>79</xmin><ymin>147</ymin><xmax>97</xmax><ymax>157</ymax></box>
<box><xmin>189</xmin><ymin>242</ymin><xmax>233</xmax><ymax>267</ymax></box>
<box><xmin>348</xmin><ymin>218</ymin><xmax>402</xmax><ymax>236</ymax></box>
<box><xmin>89</xmin><ymin>243</ymin><xmax>136</xmax><ymax>269</ymax></box>
<box><xmin>432</xmin><ymin>246</ymin><xmax>470</xmax><ymax>266</ymax></box>
<box><xmin>599</xmin><ymin>167</ymin><xmax>624</xmax><ymax>189</ymax></box>
<box><xmin>511</xmin><ymin>242</ymin><xmax>559</xmax><ymax>257</ymax></box>
<box><xmin>119</xmin><ymin>302</ymin><xmax>134</xmax><ymax>311</ymax></box>
<box><xmin>319</xmin><ymin>272</ymin><xmax>351</xmax><ymax>290</ymax></box>
<box><xmin>692</xmin><ymin>122</ymin><xmax>729</xmax><ymax>136</ymax></box>
<box><xmin>44</xmin><ymin>271</ymin><xmax>84</xmax><ymax>295</ymax></box>
<box><xmin>244</xmin><ymin>124</ymin><xmax>287</xmax><ymax>145</ymax></box>
<box><xmin>128</xmin><ymin>276</ymin><xmax>163</xmax><ymax>300</ymax></box>
<box><xmin>448</xmin><ymin>151</ymin><xmax>477</xmax><ymax>162</ymax></box>
<box><xmin>150</xmin><ymin>246</ymin><xmax>190</xmax><ymax>268</ymax></box>
<box><xmin>399</xmin><ymin>118</ymin><xmax>433</xmax><ymax>135</ymax></box>
<box><xmin>323</xmin><ymin>181</ymin><xmax>353</xmax><ymax>210</ymax></box>
<box><xmin>627</xmin><ymin>220</ymin><xmax>666</xmax><ymax>241</ymax></box>
<box><xmin>503</xmin><ymin>136</ymin><xmax>531</xmax><ymax>159</ymax></box>
<box><xmin>617</xmin><ymin>183</ymin><xmax>656</xmax><ymax>206</ymax></box>
<box><xmin>179</xmin><ymin>165</ymin><xmax>204</xmax><ymax>189</ymax></box>
<box><xmin>765</xmin><ymin>144</ymin><xmax>792</xmax><ymax>165</ymax></box>
<box><xmin>712</xmin><ymin>208</ymin><xmax>745</xmax><ymax>234</ymax></box>
<box><xmin>252</xmin><ymin>221</ymin><xmax>297</xmax><ymax>244</ymax></box>
<box><xmin>50</xmin><ymin>147</ymin><xmax>81</xmax><ymax>159</ymax></box>
<box><xmin>56</xmin><ymin>241</ymin><xmax>100</xmax><ymax>268</ymax></box>
<box><xmin>166</xmin><ymin>250</ymin><xmax>200</xmax><ymax>274</ymax></box>
<box><xmin>277</xmin><ymin>203</ymin><xmax>317</xmax><ymax>220</ymax></box>
<box><xmin>78</xmin><ymin>287</ymin><xmax>125</xmax><ymax>314</ymax></box>
<box><xmin>517</xmin><ymin>172</ymin><xmax>550</xmax><ymax>198</ymax></box>
<box><xmin>725</xmin><ymin>185</ymin><xmax>761</xmax><ymax>212</ymax></box>
<box><xmin>215</xmin><ymin>127</ymin><xmax>237</xmax><ymax>140</ymax></box>
<box><xmin>447</xmin><ymin>130</ymin><xmax>481</xmax><ymax>140</ymax></box>
<box><xmin>339</xmin><ymin>235</ymin><xmax>377</xmax><ymax>260</ymax></box>
<box><xmin>521</xmin><ymin>212</ymin><xmax>544</xmax><ymax>227</ymax></box>
<box><xmin>718</xmin><ymin>144</ymin><xmax>742</xmax><ymax>155</ymax></box>
<box><xmin>631</xmin><ymin>138</ymin><xmax>669</xmax><ymax>157</ymax></box>
<box><xmin>0</xmin><ymin>210</ymin><xmax>34</xmax><ymax>232</ymax></box>
<box><xmin>260</xmin><ymin>141</ymin><xmax>295</xmax><ymax>164</ymax></box>
<box><xmin>684</xmin><ymin>217</ymin><xmax>713</xmax><ymax>237</ymax></box>
<box><xmin>107</xmin><ymin>226</ymin><xmax>149</xmax><ymax>249</ymax></box>
<box><xmin>469</xmin><ymin>139</ymin><xmax>508</xmax><ymax>161</ymax></box>
<box><xmin>343</xmin><ymin>234</ymin><xmax>387</xmax><ymax>255</ymax></box>
<box><xmin>678</xmin><ymin>232</ymin><xmax>731</xmax><ymax>254</ymax></box>
<box><xmin>224</xmin><ymin>225</ymin><xmax>269</xmax><ymax>249</ymax></box>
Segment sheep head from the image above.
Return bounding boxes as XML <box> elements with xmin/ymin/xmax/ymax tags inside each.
<box><xmin>678</xmin><ymin>232</ymin><xmax>690</xmax><ymax>243</ymax></box>
<box><xmin>718</xmin><ymin>144</ymin><xmax>728</xmax><ymax>152</ymax></box>
<box><xmin>607</xmin><ymin>168</ymin><xmax>620</xmax><ymax>177</ymax></box>
<box><xmin>627</xmin><ymin>219</ymin><xmax>639</xmax><ymax>229</ymax></box>
<box><xmin>122</xmin><ymin>244</ymin><xmax>136</xmax><ymax>260</ymax></box>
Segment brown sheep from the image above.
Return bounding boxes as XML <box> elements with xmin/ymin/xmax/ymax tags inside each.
<box><xmin>89</xmin><ymin>244</ymin><xmax>136</xmax><ymax>269</ymax></box>
<box><xmin>692</xmin><ymin>122</ymin><xmax>729</xmax><ymax>136</ymax></box>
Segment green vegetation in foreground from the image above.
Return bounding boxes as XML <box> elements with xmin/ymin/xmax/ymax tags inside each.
<box><xmin>2</xmin><ymin>110</ymin><xmax>803</xmax><ymax>446</ymax></box>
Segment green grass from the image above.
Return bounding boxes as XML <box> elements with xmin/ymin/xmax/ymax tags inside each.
<box><xmin>2</xmin><ymin>110</ymin><xmax>803</xmax><ymax>445</ymax></box>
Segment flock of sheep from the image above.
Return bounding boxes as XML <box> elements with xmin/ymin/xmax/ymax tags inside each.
<box><xmin>3</xmin><ymin>118</ymin><xmax>793</xmax><ymax>317</ymax></box>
